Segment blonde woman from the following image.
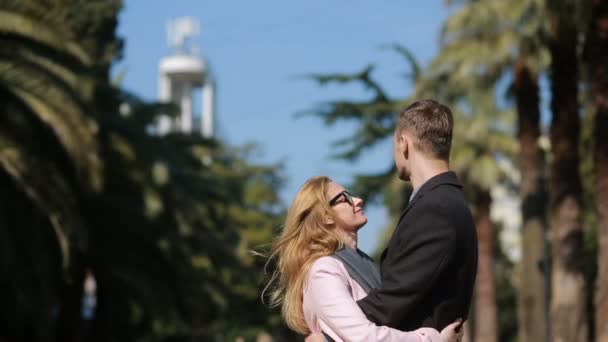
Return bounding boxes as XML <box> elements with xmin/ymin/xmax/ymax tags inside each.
<box><xmin>265</xmin><ymin>176</ymin><xmax>462</xmax><ymax>342</ymax></box>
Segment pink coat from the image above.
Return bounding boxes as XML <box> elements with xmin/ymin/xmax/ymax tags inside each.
<box><xmin>303</xmin><ymin>256</ymin><xmax>443</xmax><ymax>342</ymax></box>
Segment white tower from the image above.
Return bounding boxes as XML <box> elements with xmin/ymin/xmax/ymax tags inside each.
<box><xmin>158</xmin><ymin>17</ymin><xmax>216</xmax><ymax>137</ymax></box>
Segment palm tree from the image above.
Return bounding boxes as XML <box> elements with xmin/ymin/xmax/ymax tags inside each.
<box><xmin>449</xmin><ymin>91</ymin><xmax>517</xmax><ymax>342</ymax></box>
<box><xmin>0</xmin><ymin>3</ymin><xmax>107</xmax><ymax>339</ymax></box>
<box><xmin>514</xmin><ymin>54</ymin><xmax>550</xmax><ymax>342</ymax></box>
<box><xmin>473</xmin><ymin>188</ymin><xmax>497</xmax><ymax>342</ymax></box>
<box><xmin>436</xmin><ymin>1</ymin><xmax>552</xmax><ymax>341</ymax></box>
<box><xmin>546</xmin><ymin>1</ymin><xmax>588</xmax><ymax>341</ymax></box>
<box><xmin>1</xmin><ymin>2</ymin><xmax>289</xmax><ymax>341</ymax></box>
<box><xmin>583</xmin><ymin>1</ymin><xmax>608</xmax><ymax>340</ymax></box>
<box><xmin>0</xmin><ymin>0</ymin><xmax>103</xmax><ymax>239</ymax></box>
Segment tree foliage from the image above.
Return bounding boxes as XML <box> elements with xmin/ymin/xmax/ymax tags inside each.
<box><xmin>0</xmin><ymin>1</ymin><xmax>287</xmax><ymax>341</ymax></box>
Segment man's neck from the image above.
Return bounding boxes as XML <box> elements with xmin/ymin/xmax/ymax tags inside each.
<box><xmin>409</xmin><ymin>158</ymin><xmax>449</xmax><ymax>190</ymax></box>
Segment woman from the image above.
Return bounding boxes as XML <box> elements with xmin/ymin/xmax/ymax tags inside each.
<box><xmin>264</xmin><ymin>176</ymin><xmax>462</xmax><ymax>341</ymax></box>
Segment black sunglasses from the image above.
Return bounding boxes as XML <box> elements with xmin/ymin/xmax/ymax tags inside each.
<box><xmin>329</xmin><ymin>190</ymin><xmax>354</xmax><ymax>207</ymax></box>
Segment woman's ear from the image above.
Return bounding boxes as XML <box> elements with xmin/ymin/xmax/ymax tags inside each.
<box><xmin>324</xmin><ymin>214</ymin><xmax>335</xmax><ymax>225</ymax></box>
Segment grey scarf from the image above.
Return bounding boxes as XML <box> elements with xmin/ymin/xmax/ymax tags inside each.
<box><xmin>322</xmin><ymin>247</ymin><xmax>380</xmax><ymax>342</ymax></box>
<box><xmin>331</xmin><ymin>246</ymin><xmax>381</xmax><ymax>293</ymax></box>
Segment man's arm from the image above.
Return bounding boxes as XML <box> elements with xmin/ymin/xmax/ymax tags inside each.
<box><xmin>307</xmin><ymin>257</ymin><xmax>444</xmax><ymax>342</ymax></box>
<box><xmin>357</xmin><ymin>209</ymin><xmax>456</xmax><ymax>328</ymax></box>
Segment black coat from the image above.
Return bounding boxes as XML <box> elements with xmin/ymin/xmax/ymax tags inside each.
<box><xmin>357</xmin><ymin>171</ymin><xmax>478</xmax><ymax>331</ymax></box>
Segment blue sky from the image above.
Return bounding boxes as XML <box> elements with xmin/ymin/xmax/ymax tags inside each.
<box><xmin>116</xmin><ymin>1</ymin><xmax>448</xmax><ymax>254</ymax></box>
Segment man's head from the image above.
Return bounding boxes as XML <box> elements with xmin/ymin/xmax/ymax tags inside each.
<box><xmin>393</xmin><ymin>99</ymin><xmax>453</xmax><ymax>180</ymax></box>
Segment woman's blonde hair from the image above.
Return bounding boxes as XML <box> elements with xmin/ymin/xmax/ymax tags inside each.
<box><xmin>263</xmin><ymin>176</ymin><xmax>344</xmax><ymax>334</ymax></box>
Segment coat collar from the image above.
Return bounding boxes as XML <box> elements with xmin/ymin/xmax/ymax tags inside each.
<box><xmin>397</xmin><ymin>171</ymin><xmax>462</xmax><ymax>224</ymax></box>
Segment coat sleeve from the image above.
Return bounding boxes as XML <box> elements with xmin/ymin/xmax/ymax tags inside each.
<box><xmin>357</xmin><ymin>207</ymin><xmax>457</xmax><ymax>328</ymax></box>
<box><xmin>306</xmin><ymin>257</ymin><xmax>443</xmax><ymax>342</ymax></box>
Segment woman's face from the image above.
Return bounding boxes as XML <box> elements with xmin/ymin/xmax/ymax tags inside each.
<box><xmin>326</xmin><ymin>182</ymin><xmax>367</xmax><ymax>232</ymax></box>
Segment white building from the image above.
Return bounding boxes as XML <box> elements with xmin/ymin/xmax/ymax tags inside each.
<box><xmin>157</xmin><ymin>17</ymin><xmax>216</xmax><ymax>137</ymax></box>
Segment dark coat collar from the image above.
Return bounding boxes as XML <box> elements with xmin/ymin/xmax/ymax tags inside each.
<box><xmin>397</xmin><ymin>171</ymin><xmax>462</xmax><ymax>224</ymax></box>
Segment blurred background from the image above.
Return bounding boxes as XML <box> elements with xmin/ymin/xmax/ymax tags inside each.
<box><xmin>0</xmin><ymin>0</ymin><xmax>606</xmax><ymax>341</ymax></box>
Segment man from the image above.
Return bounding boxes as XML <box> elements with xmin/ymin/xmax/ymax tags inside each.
<box><xmin>356</xmin><ymin>99</ymin><xmax>478</xmax><ymax>332</ymax></box>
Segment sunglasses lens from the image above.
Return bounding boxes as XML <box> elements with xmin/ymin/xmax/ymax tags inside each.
<box><xmin>329</xmin><ymin>190</ymin><xmax>356</xmax><ymax>206</ymax></box>
<box><xmin>344</xmin><ymin>192</ymin><xmax>354</xmax><ymax>205</ymax></box>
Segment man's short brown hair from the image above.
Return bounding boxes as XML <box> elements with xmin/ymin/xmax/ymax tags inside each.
<box><xmin>396</xmin><ymin>99</ymin><xmax>453</xmax><ymax>160</ymax></box>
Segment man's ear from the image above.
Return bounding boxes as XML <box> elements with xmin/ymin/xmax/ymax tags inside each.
<box><xmin>398</xmin><ymin>133</ymin><xmax>409</xmax><ymax>159</ymax></box>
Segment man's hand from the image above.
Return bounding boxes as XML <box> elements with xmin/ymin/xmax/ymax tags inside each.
<box><xmin>441</xmin><ymin>319</ymin><xmax>464</xmax><ymax>342</ymax></box>
<box><xmin>304</xmin><ymin>332</ymin><xmax>325</xmax><ymax>342</ymax></box>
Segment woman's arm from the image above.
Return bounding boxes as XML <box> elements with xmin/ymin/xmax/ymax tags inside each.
<box><xmin>306</xmin><ymin>257</ymin><xmax>442</xmax><ymax>342</ymax></box>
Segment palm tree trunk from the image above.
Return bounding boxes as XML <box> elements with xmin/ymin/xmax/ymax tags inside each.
<box><xmin>548</xmin><ymin>12</ymin><xmax>588</xmax><ymax>342</ymax></box>
<box><xmin>514</xmin><ymin>56</ymin><xmax>548</xmax><ymax>342</ymax></box>
<box><xmin>593</xmin><ymin>85</ymin><xmax>608</xmax><ymax>342</ymax></box>
<box><xmin>583</xmin><ymin>1</ymin><xmax>608</xmax><ymax>340</ymax></box>
<box><xmin>593</xmin><ymin>96</ymin><xmax>608</xmax><ymax>342</ymax></box>
<box><xmin>474</xmin><ymin>189</ymin><xmax>497</xmax><ymax>342</ymax></box>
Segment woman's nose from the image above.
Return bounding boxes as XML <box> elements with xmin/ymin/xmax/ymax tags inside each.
<box><xmin>354</xmin><ymin>196</ymin><xmax>364</xmax><ymax>207</ymax></box>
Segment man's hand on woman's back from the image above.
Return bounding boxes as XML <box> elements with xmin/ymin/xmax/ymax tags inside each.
<box><xmin>441</xmin><ymin>319</ymin><xmax>464</xmax><ymax>342</ymax></box>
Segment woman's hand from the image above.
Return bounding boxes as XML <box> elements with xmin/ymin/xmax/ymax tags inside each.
<box><xmin>440</xmin><ymin>320</ymin><xmax>464</xmax><ymax>342</ymax></box>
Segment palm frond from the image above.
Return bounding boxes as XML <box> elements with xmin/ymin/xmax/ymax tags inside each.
<box><xmin>0</xmin><ymin>147</ymin><xmax>86</xmax><ymax>272</ymax></box>
<box><xmin>0</xmin><ymin>10</ymin><xmax>91</xmax><ymax>65</ymax></box>
<box><xmin>0</xmin><ymin>62</ymin><xmax>102</xmax><ymax>190</ymax></box>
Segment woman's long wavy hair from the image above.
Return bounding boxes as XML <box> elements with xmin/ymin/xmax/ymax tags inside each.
<box><xmin>263</xmin><ymin>176</ymin><xmax>345</xmax><ymax>334</ymax></box>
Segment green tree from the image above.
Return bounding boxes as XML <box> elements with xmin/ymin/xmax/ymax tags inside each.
<box><xmin>305</xmin><ymin>45</ymin><xmax>419</xmax><ymax>207</ymax></box>
<box><xmin>583</xmin><ymin>1</ymin><xmax>608</xmax><ymax>340</ymax></box>
<box><xmin>0</xmin><ymin>1</ymin><xmax>288</xmax><ymax>341</ymax></box>
<box><xmin>304</xmin><ymin>47</ymin><xmax>421</xmax><ymax>262</ymax></box>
